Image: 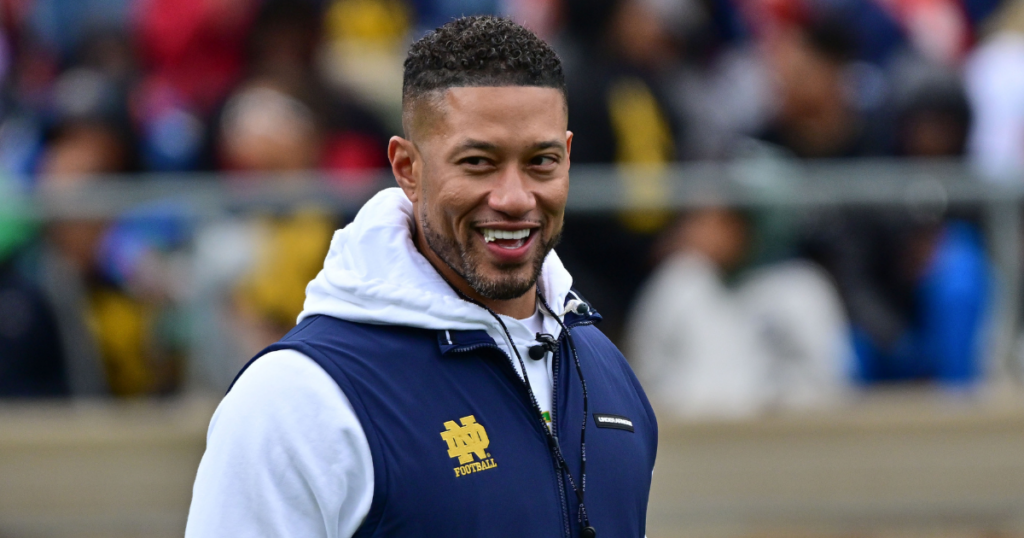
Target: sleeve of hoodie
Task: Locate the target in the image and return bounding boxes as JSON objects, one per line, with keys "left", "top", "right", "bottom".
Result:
{"left": 185, "top": 349, "right": 374, "bottom": 538}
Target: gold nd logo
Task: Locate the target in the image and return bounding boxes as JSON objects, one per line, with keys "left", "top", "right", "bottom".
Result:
{"left": 440, "top": 415, "right": 489, "bottom": 464}
{"left": 439, "top": 415, "right": 498, "bottom": 478}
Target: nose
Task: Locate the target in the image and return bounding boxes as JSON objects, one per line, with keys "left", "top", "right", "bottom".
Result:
{"left": 488, "top": 167, "right": 535, "bottom": 218}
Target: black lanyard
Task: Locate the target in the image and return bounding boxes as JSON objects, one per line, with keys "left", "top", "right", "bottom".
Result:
{"left": 454, "top": 287, "right": 595, "bottom": 537}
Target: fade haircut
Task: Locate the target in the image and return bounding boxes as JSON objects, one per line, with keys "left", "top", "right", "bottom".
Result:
{"left": 401, "top": 16, "right": 566, "bottom": 136}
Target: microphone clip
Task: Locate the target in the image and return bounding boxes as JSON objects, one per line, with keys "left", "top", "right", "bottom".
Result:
{"left": 528, "top": 333, "right": 558, "bottom": 360}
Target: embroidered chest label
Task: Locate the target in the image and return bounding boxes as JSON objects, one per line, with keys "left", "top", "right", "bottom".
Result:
{"left": 440, "top": 415, "right": 499, "bottom": 477}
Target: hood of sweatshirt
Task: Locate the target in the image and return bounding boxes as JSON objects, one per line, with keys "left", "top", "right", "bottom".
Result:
{"left": 299, "top": 188, "right": 574, "bottom": 335}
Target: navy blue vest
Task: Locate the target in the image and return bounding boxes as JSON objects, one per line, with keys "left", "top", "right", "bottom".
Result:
{"left": 235, "top": 302, "right": 657, "bottom": 538}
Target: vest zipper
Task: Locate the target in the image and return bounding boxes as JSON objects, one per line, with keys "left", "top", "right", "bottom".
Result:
{"left": 444, "top": 317, "right": 596, "bottom": 538}
{"left": 549, "top": 342, "right": 571, "bottom": 538}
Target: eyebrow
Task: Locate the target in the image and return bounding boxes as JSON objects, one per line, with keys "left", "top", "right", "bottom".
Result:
{"left": 532, "top": 140, "right": 566, "bottom": 152}
{"left": 453, "top": 139, "right": 499, "bottom": 153}
{"left": 451, "top": 139, "right": 566, "bottom": 155}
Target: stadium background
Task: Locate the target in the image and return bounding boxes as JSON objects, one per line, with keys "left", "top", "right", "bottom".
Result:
{"left": 3, "top": 0, "right": 1024, "bottom": 536}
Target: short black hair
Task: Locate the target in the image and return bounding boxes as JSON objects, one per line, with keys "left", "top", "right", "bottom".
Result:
{"left": 402, "top": 16, "right": 566, "bottom": 104}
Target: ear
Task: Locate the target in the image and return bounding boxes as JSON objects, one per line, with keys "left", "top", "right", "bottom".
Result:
{"left": 565, "top": 131, "right": 573, "bottom": 167}
{"left": 389, "top": 136, "right": 420, "bottom": 203}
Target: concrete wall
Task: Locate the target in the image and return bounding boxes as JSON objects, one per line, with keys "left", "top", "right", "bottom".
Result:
{"left": 2, "top": 392, "right": 1024, "bottom": 538}
{"left": 647, "top": 391, "right": 1024, "bottom": 538}
{"left": 0, "top": 399, "right": 212, "bottom": 538}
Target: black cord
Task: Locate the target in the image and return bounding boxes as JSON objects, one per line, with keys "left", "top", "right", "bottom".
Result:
{"left": 482, "top": 295, "right": 590, "bottom": 529}
{"left": 540, "top": 294, "right": 591, "bottom": 528}
{"left": 436, "top": 277, "right": 591, "bottom": 530}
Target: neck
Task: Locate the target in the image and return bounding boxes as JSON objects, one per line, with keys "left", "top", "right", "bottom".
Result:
{"left": 413, "top": 228, "right": 538, "bottom": 319}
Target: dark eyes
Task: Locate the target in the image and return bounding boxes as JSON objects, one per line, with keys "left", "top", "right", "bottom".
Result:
{"left": 530, "top": 155, "right": 558, "bottom": 167}
{"left": 456, "top": 154, "right": 559, "bottom": 170}
{"left": 460, "top": 156, "right": 491, "bottom": 167}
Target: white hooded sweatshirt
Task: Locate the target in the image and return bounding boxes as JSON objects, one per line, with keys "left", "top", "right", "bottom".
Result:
{"left": 186, "top": 188, "right": 574, "bottom": 538}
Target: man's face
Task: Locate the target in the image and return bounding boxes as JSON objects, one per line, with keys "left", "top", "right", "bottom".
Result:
{"left": 399, "top": 86, "right": 571, "bottom": 301}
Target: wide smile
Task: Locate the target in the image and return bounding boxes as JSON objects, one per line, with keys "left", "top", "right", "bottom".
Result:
{"left": 477, "top": 226, "right": 538, "bottom": 263}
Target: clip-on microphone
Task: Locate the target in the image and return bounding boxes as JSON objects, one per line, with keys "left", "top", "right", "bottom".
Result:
{"left": 528, "top": 332, "right": 558, "bottom": 360}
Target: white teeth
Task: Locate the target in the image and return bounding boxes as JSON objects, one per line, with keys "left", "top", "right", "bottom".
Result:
{"left": 481, "top": 228, "right": 531, "bottom": 243}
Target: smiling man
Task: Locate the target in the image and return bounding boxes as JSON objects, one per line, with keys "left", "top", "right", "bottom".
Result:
{"left": 186, "top": 16, "right": 657, "bottom": 538}
{"left": 394, "top": 83, "right": 569, "bottom": 317}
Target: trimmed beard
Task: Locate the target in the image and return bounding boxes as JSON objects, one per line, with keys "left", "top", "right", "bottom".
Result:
{"left": 421, "top": 206, "right": 560, "bottom": 301}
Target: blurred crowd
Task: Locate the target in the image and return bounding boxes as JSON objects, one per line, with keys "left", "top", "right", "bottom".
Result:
{"left": 0, "top": 0, "right": 1021, "bottom": 413}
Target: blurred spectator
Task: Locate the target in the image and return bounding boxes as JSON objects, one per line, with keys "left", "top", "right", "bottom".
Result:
{"left": 202, "top": 77, "right": 336, "bottom": 365}
{"left": 227, "top": 208, "right": 335, "bottom": 358}
{"left": 131, "top": 0, "right": 259, "bottom": 171}
{"left": 966, "top": 0, "right": 1024, "bottom": 181}
{"left": 244, "top": 0, "right": 389, "bottom": 174}
{"left": 895, "top": 72, "right": 972, "bottom": 157}
{"left": 800, "top": 208, "right": 991, "bottom": 386}
{"left": 218, "top": 81, "right": 321, "bottom": 171}
{"left": 556, "top": 0, "right": 687, "bottom": 341}
{"left": 0, "top": 256, "right": 70, "bottom": 398}
{"left": 627, "top": 209, "right": 853, "bottom": 418}
{"left": 561, "top": 0, "right": 683, "bottom": 166}
{"left": 0, "top": 0, "right": 1010, "bottom": 398}
{"left": 0, "top": 176, "right": 69, "bottom": 398}
{"left": 731, "top": 4, "right": 996, "bottom": 388}
{"left": 35, "top": 117, "right": 186, "bottom": 396}
{"left": 321, "top": 0, "right": 412, "bottom": 131}
{"left": 671, "top": 44, "right": 771, "bottom": 160}
{"left": 796, "top": 63, "right": 993, "bottom": 387}
{"left": 851, "top": 221, "right": 990, "bottom": 385}
{"left": 133, "top": 0, "right": 256, "bottom": 114}
{"left": 757, "top": 15, "right": 887, "bottom": 158}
